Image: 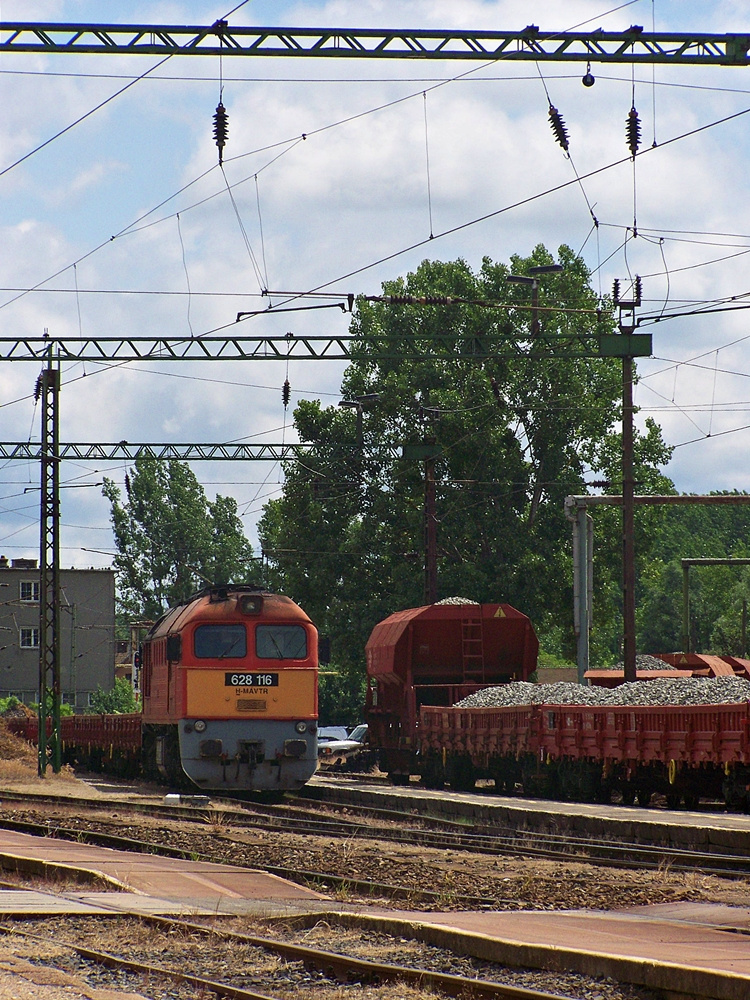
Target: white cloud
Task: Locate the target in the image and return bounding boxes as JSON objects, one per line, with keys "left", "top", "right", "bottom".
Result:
{"left": 2, "top": 0, "right": 750, "bottom": 566}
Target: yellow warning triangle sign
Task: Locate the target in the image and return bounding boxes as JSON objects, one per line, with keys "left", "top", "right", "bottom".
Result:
{"left": 494, "top": 606, "right": 506, "bottom": 618}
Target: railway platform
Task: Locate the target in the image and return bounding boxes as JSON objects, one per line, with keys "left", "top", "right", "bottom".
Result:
{"left": 305, "top": 774, "right": 750, "bottom": 854}
{"left": 0, "top": 828, "right": 747, "bottom": 998}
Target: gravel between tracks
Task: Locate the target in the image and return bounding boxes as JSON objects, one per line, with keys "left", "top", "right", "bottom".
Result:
{"left": 1, "top": 914, "right": 662, "bottom": 1000}
{"left": 1, "top": 802, "right": 724, "bottom": 911}
{"left": 1, "top": 786, "right": 749, "bottom": 1000}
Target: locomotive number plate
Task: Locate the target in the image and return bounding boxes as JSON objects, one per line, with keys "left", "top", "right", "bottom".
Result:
{"left": 225, "top": 672, "right": 279, "bottom": 687}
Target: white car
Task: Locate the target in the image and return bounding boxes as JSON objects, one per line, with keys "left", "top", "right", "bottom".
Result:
{"left": 317, "top": 724, "right": 367, "bottom": 762}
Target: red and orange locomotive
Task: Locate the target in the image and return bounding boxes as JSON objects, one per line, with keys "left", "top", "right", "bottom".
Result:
{"left": 139, "top": 585, "right": 319, "bottom": 791}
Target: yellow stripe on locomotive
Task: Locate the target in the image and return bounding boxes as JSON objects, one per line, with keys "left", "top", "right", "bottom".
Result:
{"left": 185, "top": 667, "right": 316, "bottom": 718}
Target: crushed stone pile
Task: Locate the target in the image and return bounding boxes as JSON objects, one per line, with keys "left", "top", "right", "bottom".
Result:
{"left": 454, "top": 675, "right": 750, "bottom": 708}
{"left": 434, "top": 596, "right": 479, "bottom": 605}
{"left": 603, "top": 653, "right": 677, "bottom": 671}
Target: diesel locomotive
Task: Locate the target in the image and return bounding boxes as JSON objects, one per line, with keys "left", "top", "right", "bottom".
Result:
{"left": 139, "top": 584, "right": 320, "bottom": 791}
{"left": 11, "top": 585, "right": 320, "bottom": 793}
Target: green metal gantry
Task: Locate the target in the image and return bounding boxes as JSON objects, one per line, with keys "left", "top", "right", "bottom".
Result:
{"left": 0, "top": 22, "right": 749, "bottom": 66}
{"left": 0, "top": 332, "right": 652, "bottom": 362}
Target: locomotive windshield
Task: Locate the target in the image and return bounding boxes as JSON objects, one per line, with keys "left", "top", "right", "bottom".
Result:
{"left": 256, "top": 624, "right": 307, "bottom": 660}
{"left": 194, "top": 624, "right": 247, "bottom": 659}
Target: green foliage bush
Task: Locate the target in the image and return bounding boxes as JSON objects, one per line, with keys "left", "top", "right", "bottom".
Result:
{"left": 89, "top": 677, "right": 141, "bottom": 714}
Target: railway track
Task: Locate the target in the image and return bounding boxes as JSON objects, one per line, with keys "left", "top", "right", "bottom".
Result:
{"left": 0, "top": 913, "right": 577, "bottom": 1000}
{"left": 2, "top": 787, "right": 750, "bottom": 883}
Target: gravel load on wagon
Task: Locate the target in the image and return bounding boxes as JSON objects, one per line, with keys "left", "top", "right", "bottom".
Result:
{"left": 454, "top": 675, "right": 750, "bottom": 708}
{"left": 607, "top": 653, "right": 674, "bottom": 671}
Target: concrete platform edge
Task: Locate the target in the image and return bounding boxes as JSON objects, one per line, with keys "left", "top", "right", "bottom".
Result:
{"left": 304, "top": 780, "right": 750, "bottom": 854}
{"left": 293, "top": 909, "right": 750, "bottom": 1000}
{"left": 0, "top": 852, "right": 136, "bottom": 893}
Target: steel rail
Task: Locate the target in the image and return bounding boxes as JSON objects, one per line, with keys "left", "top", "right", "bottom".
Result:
{"left": 0, "top": 925, "right": 285, "bottom": 1000}
{"left": 0, "top": 815, "right": 496, "bottom": 908}
{"left": 0, "top": 920, "right": 571, "bottom": 1000}
{"left": 128, "top": 912, "right": 572, "bottom": 1000}
{"left": 0, "top": 23, "right": 749, "bottom": 66}
{"left": 3, "top": 791, "right": 750, "bottom": 880}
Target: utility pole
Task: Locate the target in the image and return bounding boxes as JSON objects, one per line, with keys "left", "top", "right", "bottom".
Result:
{"left": 37, "top": 352, "right": 61, "bottom": 775}
{"left": 424, "top": 440, "right": 438, "bottom": 605}
{"left": 338, "top": 392, "right": 380, "bottom": 492}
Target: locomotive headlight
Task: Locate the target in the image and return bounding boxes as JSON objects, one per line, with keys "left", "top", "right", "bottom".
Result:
{"left": 295, "top": 721, "right": 307, "bottom": 734}
{"left": 194, "top": 720, "right": 207, "bottom": 733}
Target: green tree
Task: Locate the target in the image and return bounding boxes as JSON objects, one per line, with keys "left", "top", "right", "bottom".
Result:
{"left": 260, "top": 246, "right": 672, "bottom": 677}
{"left": 318, "top": 667, "right": 367, "bottom": 727}
{"left": 89, "top": 677, "right": 140, "bottom": 714}
{"left": 635, "top": 492, "right": 750, "bottom": 655}
{"left": 103, "top": 459, "right": 254, "bottom": 618}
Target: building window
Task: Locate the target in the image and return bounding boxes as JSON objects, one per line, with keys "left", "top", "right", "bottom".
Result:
{"left": 20, "top": 628, "right": 39, "bottom": 648}
{"left": 19, "top": 581, "right": 39, "bottom": 603}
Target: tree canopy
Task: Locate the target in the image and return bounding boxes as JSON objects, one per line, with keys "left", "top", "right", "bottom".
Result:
{"left": 103, "top": 459, "right": 254, "bottom": 619}
{"left": 259, "top": 246, "right": 672, "bottom": 680}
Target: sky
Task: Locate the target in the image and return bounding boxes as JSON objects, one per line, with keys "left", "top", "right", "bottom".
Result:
{"left": 3, "top": 0, "right": 750, "bottom": 571}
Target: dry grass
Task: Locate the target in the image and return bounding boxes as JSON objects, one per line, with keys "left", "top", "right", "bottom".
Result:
{"left": 0, "top": 719, "right": 78, "bottom": 785}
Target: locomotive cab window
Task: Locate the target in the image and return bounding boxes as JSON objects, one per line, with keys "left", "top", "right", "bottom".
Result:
{"left": 194, "top": 624, "right": 247, "bottom": 659}
{"left": 256, "top": 624, "right": 307, "bottom": 660}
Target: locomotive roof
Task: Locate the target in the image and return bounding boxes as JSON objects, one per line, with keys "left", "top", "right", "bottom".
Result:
{"left": 147, "top": 586, "right": 312, "bottom": 639}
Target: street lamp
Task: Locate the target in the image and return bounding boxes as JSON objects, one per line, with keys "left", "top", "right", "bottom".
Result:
{"left": 507, "top": 264, "right": 563, "bottom": 336}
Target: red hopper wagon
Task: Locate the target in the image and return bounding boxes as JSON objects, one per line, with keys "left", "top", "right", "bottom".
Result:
{"left": 365, "top": 600, "right": 538, "bottom": 784}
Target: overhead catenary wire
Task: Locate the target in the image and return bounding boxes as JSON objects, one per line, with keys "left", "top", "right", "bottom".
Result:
{"left": 0, "top": 4, "right": 674, "bottom": 321}
{"left": 7, "top": 13, "right": 750, "bottom": 506}
{"left": 4, "top": 57, "right": 749, "bottom": 335}
{"left": 423, "top": 91, "right": 434, "bottom": 239}
{"left": 176, "top": 214, "right": 195, "bottom": 337}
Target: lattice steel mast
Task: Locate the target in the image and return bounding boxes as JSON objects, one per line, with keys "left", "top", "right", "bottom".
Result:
{"left": 37, "top": 354, "right": 61, "bottom": 776}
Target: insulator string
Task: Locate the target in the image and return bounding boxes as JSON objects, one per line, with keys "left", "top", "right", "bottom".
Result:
{"left": 629, "top": 63, "right": 640, "bottom": 235}
{"left": 538, "top": 62, "right": 600, "bottom": 281}
{"left": 213, "top": 102, "right": 229, "bottom": 165}
{"left": 548, "top": 104, "right": 570, "bottom": 153}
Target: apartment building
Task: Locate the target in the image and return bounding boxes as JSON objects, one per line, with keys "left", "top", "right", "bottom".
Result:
{"left": 0, "top": 557, "right": 115, "bottom": 711}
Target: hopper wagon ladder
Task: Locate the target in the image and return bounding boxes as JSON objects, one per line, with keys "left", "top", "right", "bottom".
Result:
{"left": 461, "top": 616, "right": 485, "bottom": 682}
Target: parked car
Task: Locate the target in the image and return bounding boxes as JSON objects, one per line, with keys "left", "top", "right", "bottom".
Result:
{"left": 317, "top": 724, "right": 368, "bottom": 763}
{"left": 318, "top": 726, "right": 349, "bottom": 742}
